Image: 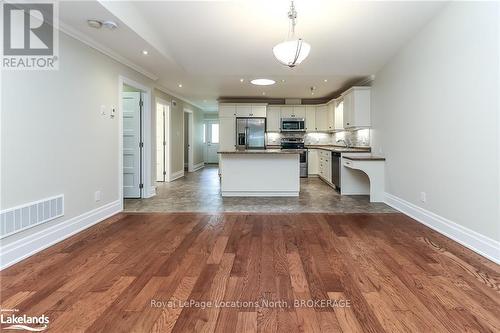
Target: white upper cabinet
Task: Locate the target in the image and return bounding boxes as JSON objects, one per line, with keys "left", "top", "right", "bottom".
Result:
{"left": 327, "top": 101, "right": 335, "bottom": 131}
{"left": 305, "top": 106, "right": 316, "bottom": 131}
{"left": 251, "top": 105, "right": 267, "bottom": 117}
{"left": 315, "top": 105, "right": 328, "bottom": 131}
{"left": 219, "top": 116, "right": 236, "bottom": 150}
{"left": 341, "top": 87, "right": 371, "bottom": 128}
{"left": 233, "top": 104, "right": 267, "bottom": 117}
{"left": 266, "top": 106, "right": 281, "bottom": 132}
{"left": 235, "top": 105, "right": 252, "bottom": 117}
{"left": 280, "top": 106, "right": 305, "bottom": 118}
{"left": 219, "top": 104, "right": 236, "bottom": 117}
{"left": 292, "top": 106, "right": 305, "bottom": 118}
{"left": 280, "top": 106, "right": 293, "bottom": 118}
{"left": 334, "top": 100, "right": 344, "bottom": 131}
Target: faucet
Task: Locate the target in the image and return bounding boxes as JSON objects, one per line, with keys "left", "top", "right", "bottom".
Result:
{"left": 336, "top": 139, "right": 349, "bottom": 148}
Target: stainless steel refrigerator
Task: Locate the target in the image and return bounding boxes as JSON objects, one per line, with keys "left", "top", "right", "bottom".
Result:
{"left": 236, "top": 118, "right": 266, "bottom": 150}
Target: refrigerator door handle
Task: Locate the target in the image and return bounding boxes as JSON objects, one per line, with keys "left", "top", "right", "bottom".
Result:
{"left": 245, "top": 126, "right": 249, "bottom": 149}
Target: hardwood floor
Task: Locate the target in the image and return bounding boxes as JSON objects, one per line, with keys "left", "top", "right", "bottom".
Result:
{"left": 1, "top": 213, "right": 499, "bottom": 332}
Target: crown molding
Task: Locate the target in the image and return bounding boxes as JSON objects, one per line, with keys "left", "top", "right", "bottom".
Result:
{"left": 58, "top": 21, "right": 159, "bottom": 81}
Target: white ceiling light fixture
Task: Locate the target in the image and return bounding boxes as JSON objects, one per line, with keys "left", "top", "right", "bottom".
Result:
{"left": 102, "top": 20, "right": 118, "bottom": 30}
{"left": 273, "top": 1, "right": 311, "bottom": 68}
{"left": 87, "top": 19, "right": 118, "bottom": 30}
{"left": 87, "top": 19, "right": 102, "bottom": 29}
{"left": 251, "top": 78, "right": 275, "bottom": 86}
{"left": 142, "top": 50, "right": 148, "bottom": 55}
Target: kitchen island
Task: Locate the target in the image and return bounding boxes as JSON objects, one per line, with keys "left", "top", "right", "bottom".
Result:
{"left": 218, "top": 149, "right": 301, "bottom": 197}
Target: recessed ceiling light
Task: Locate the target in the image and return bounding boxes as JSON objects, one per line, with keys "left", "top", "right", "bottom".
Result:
{"left": 251, "top": 79, "right": 275, "bottom": 86}
{"left": 240, "top": 78, "right": 244, "bottom": 83}
{"left": 178, "top": 84, "right": 183, "bottom": 88}
{"left": 142, "top": 50, "right": 148, "bottom": 55}
{"left": 281, "top": 79, "right": 286, "bottom": 83}
{"left": 324, "top": 79, "right": 328, "bottom": 82}
{"left": 87, "top": 19, "right": 102, "bottom": 29}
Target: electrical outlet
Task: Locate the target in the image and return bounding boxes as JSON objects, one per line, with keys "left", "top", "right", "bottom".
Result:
{"left": 420, "top": 192, "right": 426, "bottom": 203}
{"left": 95, "top": 190, "right": 101, "bottom": 202}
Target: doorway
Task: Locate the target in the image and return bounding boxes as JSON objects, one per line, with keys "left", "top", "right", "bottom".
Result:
{"left": 183, "top": 109, "right": 194, "bottom": 172}
{"left": 204, "top": 120, "right": 219, "bottom": 164}
{"left": 156, "top": 99, "right": 170, "bottom": 182}
{"left": 119, "top": 76, "right": 153, "bottom": 202}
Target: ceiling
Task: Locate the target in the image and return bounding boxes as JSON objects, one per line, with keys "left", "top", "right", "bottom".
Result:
{"left": 59, "top": 1, "right": 446, "bottom": 111}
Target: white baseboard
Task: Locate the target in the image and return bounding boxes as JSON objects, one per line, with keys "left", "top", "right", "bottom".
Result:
{"left": 193, "top": 162, "right": 204, "bottom": 172}
{"left": 221, "top": 191, "right": 299, "bottom": 197}
{"left": 144, "top": 186, "right": 156, "bottom": 198}
{"left": 0, "top": 200, "right": 121, "bottom": 270}
{"left": 170, "top": 170, "right": 184, "bottom": 182}
{"left": 385, "top": 193, "right": 500, "bottom": 264}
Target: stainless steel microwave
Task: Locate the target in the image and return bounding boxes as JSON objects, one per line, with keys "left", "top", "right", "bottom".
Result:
{"left": 281, "top": 118, "right": 305, "bottom": 132}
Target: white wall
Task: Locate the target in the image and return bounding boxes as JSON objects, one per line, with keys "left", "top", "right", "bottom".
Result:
{"left": 0, "top": 31, "right": 203, "bottom": 266}
{"left": 371, "top": 2, "right": 499, "bottom": 244}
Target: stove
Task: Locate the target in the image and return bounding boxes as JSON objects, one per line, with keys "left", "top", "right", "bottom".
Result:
{"left": 281, "top": 138, "right": 307, "bottom": 177}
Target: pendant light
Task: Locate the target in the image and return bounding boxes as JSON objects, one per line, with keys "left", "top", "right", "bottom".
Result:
{"left": 273, "top": 1, "right": 311, "bottom": 68}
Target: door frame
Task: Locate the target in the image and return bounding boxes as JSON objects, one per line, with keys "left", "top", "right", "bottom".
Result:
{"left": 156, "top": 97, "right": 171, "bottom": 182}
{"left": 118, "top": 75, "right": 153, "bottom": 208}
{"left": 183, "top": 108, "right": 194, "bottom": 172}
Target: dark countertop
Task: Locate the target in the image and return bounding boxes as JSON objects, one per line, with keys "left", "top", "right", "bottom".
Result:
{"left": 343, "top": 155, "right": 386, "bottom": 161}
{"left": 218, "top": 149, "right": 303, "bottom": 154}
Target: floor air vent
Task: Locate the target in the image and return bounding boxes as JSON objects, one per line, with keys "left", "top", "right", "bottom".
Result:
{"left": 1, "top": 195, "right": 64, "bottom": 238}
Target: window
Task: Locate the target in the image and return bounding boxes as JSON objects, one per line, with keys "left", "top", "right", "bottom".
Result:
{"left": 211, "top": 123, "right": 219, "bottom": 144}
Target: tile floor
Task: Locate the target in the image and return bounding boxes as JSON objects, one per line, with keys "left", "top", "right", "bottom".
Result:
{"left": 124, "top": 165, "right": 396, "bottom": 213}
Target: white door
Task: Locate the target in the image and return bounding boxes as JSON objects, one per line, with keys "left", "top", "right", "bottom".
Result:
{"left": 205, "top": 121, "right": 219, "bottom": 164}
{"left": 123, "top": 92, "right": 142, "bottom": 198}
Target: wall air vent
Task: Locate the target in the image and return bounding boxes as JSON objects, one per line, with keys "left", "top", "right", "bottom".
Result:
{"left": 0, "top": 195, "right": 64, "bottom": 238}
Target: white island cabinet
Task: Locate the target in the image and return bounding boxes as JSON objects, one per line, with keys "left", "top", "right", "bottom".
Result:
{"left": 218, "top": 150, "right": 300, "bottom": 197}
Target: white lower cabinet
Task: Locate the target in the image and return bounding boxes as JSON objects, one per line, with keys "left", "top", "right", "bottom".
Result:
{"left": 307, "top": 149, "right": 319, "bottom": 175}
{"left": 318, "top": 150, "right": 332, "bottom": 184}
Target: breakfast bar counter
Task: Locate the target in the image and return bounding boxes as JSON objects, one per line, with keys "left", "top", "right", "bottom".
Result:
{"left": 218, "top": 150, "right": 301, "bottom": 197}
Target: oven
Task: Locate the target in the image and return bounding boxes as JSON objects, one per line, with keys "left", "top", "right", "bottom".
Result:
{"left": 281, "top": 138, "right": 308, "bottom": 178}
{"left": 281, "top": 118, "right": 305, "bottom": 132}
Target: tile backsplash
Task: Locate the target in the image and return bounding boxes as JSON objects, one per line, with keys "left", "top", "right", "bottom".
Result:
{"left": 266, "top": 129, "right": 371, "bottom": 147}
